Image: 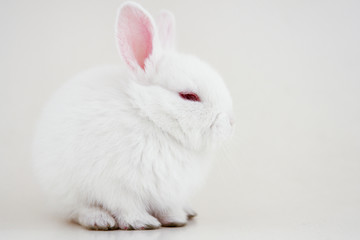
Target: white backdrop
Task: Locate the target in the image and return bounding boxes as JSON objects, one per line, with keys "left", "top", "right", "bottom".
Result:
{"left": 1, "top": 0, "right": 360, "bottom": 239}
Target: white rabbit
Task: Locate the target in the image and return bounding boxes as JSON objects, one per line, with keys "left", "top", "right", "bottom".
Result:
{"left": 33, "top": 1, "right": 233, "bottom": 230}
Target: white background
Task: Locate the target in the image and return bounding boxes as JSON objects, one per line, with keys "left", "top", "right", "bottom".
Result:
{"left": 1, "top": 0, "right": 360, "bottom": 239}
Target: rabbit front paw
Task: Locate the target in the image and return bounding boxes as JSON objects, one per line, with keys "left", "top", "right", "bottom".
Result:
{"left": 75, "top": 207, "right": 117, "bottom": 230}
{"left": 156, "top": 208, "right": 188, "bottom": 227}
{"left": 116, "top": 212, "right": 161, "bottom": 230}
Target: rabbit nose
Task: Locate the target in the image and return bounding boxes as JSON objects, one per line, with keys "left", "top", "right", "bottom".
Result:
{"left": 229, "top": 117, "right": 234, "bottom": 126}
{"left": 228, "top": 112, "right": 234, "bottom": 126}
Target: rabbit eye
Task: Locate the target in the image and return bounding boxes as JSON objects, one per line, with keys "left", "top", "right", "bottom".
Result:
{"left": 179, "top": 92, "right": 201, "bottom": 102}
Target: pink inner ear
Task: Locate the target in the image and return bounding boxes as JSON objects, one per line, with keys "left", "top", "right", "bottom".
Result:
{"left": 117, "top": 5, "right": 154, "bottom": 70}
{"left": 158, "top": 11, "right": 175, "bottom": 50}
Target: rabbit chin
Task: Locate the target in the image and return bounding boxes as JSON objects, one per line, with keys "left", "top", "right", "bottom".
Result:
{"left": 208, "top": 113, "right": 234, "bottom": 147}
{"left": 179, "top": 114, "right": 233, "bottom": 152}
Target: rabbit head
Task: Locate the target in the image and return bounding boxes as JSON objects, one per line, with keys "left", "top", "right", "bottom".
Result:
{"left": 116, "top": 2, "right": 233, "bottom": 151}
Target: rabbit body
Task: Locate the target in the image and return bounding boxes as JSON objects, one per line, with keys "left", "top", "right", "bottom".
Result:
{"left": 34, "top": 65, "right": 208, "bottom": 229}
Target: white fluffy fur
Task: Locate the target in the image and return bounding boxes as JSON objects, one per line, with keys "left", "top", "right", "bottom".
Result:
{"left": 33, "top": 1, "right": 233, "bottom": 230}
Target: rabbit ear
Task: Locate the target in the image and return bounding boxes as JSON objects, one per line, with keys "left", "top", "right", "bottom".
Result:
{"left": 157, "top": 10, "right": 176, "bottom": 51}
{"left": 116, "top": 2, "right": 157, "bottom": 71}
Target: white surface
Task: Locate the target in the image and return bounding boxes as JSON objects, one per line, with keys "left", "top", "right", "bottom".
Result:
{"left": 1, "top": 0, "right": 360, "bottom": 239}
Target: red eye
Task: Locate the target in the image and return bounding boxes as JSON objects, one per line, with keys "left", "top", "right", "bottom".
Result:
{"left": 179, "top": 92, "right": 201, "bottom": 102}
